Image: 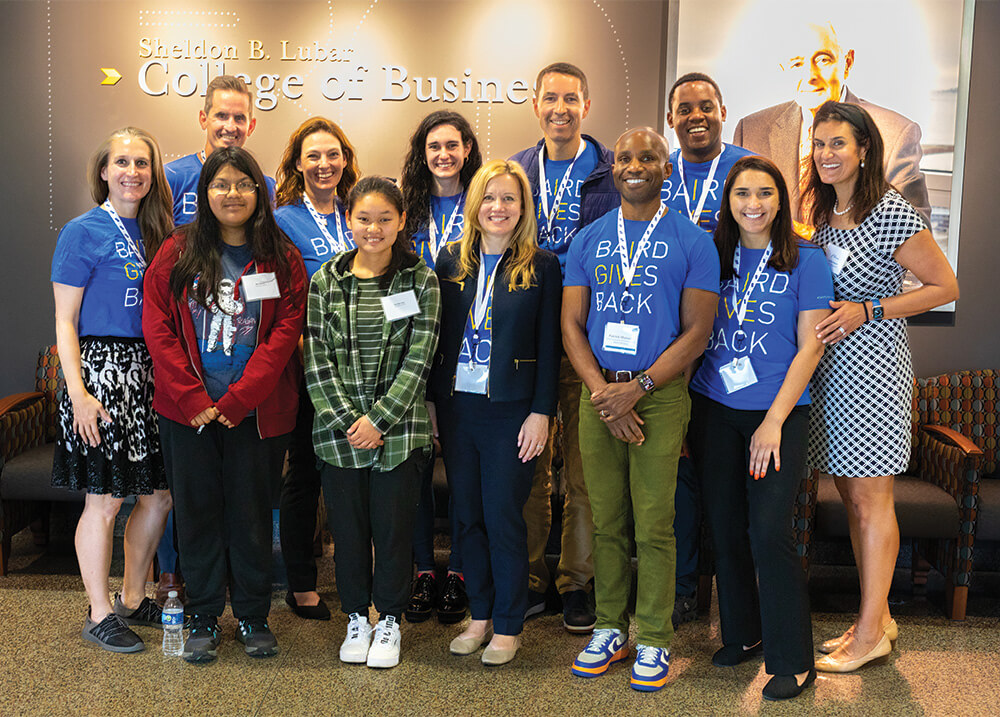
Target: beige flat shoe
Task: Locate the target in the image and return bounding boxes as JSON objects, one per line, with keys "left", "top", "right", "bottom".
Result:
{"left": 816, "top": 632, "right": 892, "bottom": 673}
{"left": 819, "top": 619, "right": 898, "bottom": 654}
{"left": 482, "top": 636, "right": 520, "bottom": 666}
{"left": 450, "top": 629, "right": 492, "bottom": 656}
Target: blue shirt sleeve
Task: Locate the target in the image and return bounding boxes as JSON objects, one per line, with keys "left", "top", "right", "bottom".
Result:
{"left": 797, "top": 245, "right": 835, "bottom": 311}
{"left": 563, "top": 224, "right": 592, "bottom": 288}
{"left": 51, "top": 220, "right": 98, "bottom": 287}
{"left": 682, "top": 231, "right": 721, "bottom": 294}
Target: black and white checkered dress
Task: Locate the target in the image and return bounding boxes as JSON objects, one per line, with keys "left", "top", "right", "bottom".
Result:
{"left": 808, "top": 190, "right": 926, "bottom": 477}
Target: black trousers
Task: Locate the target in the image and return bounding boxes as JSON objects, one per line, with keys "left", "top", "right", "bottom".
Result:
{"left": 159, "top": 416, "right": 288, "bottom": 619}
{"left": 688, "top": 392, "right": 814, "bottom": 675}
{"left": 321, "top": 449, "right": 425, "bottom": 619}
{"left": 279, "top": 379, "right": 322, "bottom": 593}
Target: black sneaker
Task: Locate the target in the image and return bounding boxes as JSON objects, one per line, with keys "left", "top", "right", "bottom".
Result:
{"left": 82, "top": 612, "right": 144, "bottom": 653}
{"left": 436, "top": 573, "right": 468, "bottom": 624}
{"left": 405, "top": 572, "right": 437, "bottom": 623}
{"left": 182, "top": 615, "right": 221, "bottom": 664}
{"left": 236, "top": 617, "right": 278, "bottom": 658}
{"left": 113, "top": 593, "right": 163, "bottom": 629}
{"left": 562, "top": 589, "right": 596, "bottom": 634}
{"left": 672, "top": 593, "right": 698, "bottom": 629}
{"left": 525, "top": 590, "right": 547, "bottom": 620}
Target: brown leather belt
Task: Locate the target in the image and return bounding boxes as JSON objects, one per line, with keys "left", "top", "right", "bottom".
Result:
{"left": 603, "top": 368, "right": 640, "bottom": 383}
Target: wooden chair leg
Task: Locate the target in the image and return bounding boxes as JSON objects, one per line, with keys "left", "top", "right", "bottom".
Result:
{"left": 946, "top": 583, "right": 968, "bottom": 622}
{"left": 1, "top": 533, "right": 10, "bottom": 576}
{"left": 911, "top": 540, "right": 931, "bottom": 598}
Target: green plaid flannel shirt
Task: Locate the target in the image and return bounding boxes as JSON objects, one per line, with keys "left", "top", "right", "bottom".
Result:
{"left": 305, "top": 252, "right": 441, "bottom": 471}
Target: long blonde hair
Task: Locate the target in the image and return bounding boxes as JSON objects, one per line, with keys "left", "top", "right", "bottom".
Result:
{"left": 454, "top": 160, "right": 538, "bottom": 291}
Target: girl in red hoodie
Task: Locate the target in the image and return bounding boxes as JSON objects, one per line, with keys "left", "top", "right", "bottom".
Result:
{"left": 143, "top": 147, "right": 306, "bottom": 664}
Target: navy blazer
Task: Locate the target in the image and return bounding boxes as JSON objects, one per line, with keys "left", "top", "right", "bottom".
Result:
{"left": 429, "top": 244, "right": 562, "bottom": 416}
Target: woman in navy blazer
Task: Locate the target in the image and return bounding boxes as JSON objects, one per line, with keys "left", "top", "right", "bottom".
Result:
{"left": 428, "top": 159, "right": 561, "bottom": 666}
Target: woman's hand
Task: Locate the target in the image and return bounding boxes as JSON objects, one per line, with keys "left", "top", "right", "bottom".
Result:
{"left": 70, "top": 390, "right": 112, "bottom": 448}
{"left": 749, "top": 417, "right": 782, "bottom": 480}
{"left": 590, "top": 381, "right": 644, "bottom": 423}
{"left": 190, "top": 406, "right": 219, "bottom": 428}
{"left": 347, "top": 416, "right": 384, "bottom": 450}
{"left": 215, "top": 411, "right": 235, "bottom": 429}
{"left": 517, "top": 412, "right": 549, "bottom": 463}
{"left": 815, "top": 300, "right": 866, "bottom": 345}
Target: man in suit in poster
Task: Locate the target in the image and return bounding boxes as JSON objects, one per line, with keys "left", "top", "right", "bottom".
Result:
{"left": 733, "top": 21, "right": 931, "bottom": 224}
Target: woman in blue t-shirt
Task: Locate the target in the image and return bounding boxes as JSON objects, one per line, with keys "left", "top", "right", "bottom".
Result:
{"left": 688, "top": 156, "right": 833, "bottom": 701}
{"left": 399, "top": 111, "right": 483, "bottom": 624}
{"left": 273, "top": 117, "right": 360, "bottom": 622}
{"left": 428, "top": 160, "right": 561, "bottom": 666}
{"left": 50, "top": 126, "right": 174, "bottom": 652}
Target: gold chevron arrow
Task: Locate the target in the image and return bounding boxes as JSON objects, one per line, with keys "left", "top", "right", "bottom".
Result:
{"left": 100, "top": 68, "right": 122, "bottom": 86}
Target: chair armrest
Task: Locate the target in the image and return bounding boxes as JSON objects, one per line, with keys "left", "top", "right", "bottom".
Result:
{"left": 0, "top": 392, "right": 44, "bottom": 417}
{"left": 922, "top": 424, "right": 984, "bottom": 457}
{"left": 0, "top": 393, "right": 48, "bottom": 463}
{"left": 915, "top": 428, "right": 983, "bottom": 506}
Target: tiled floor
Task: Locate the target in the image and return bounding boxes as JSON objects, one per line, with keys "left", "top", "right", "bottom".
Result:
{"left": 2, "top": 525, "right": 998, "bottom": 716}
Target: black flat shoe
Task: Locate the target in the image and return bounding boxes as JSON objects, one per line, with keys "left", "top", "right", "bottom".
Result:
{"left": 285, "top": 591, "right": 331, "bottom": 621}
{"left": 405, "top": 572, "right": 437, "bottom": 623}
{"left": 436, "top": 573, "right": 468, "bottom": 625}
{"left": 712, "top": 641, "right": 763, "bottom": 667}
{"left": 762, "top": 668, "right": 816, "bottom": 701}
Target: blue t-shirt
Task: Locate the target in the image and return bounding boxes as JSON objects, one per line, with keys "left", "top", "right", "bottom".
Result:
{"left": 165, "top": 152, "right": 277, "bottom": 227}
{"left": 690, "top": 243, "right": 834, "bottom": 410}
{"left": 534, "top": 140, "right": 600, "bottom": 274}
{"left": 565, "top": 208, "right": 720, "bottom": 372}
{"left": 413, "top": 192, "right": 466, "bottom": 270}
{"left": 661, "top": 144, "right": 755, "bottom": 233}
{"left": 188, "top": 243, "right": 260, "bottom": 402}
{"left": 459, "top": 253, "right": 502, "bottom": 367}
{"left": 275, "top": 200, "right": 353, "bottom": 279}
{"left": 50, "top": 206, "right": 146, "bottom": 338}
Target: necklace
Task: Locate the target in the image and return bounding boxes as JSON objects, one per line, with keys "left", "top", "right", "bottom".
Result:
{"left": 832, "top": 198, "right": 854, "bottom": 216}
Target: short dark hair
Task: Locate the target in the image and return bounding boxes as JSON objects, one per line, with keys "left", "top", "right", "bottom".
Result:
{"left": 534, "top": 62, "right": 589, "bottom": 101}
{"left": 347, "top": 176, "right": 418, "bottom": 290}
{"left": 668, "top": 72, "right": 723, "bottom": 110}
{"left": 204, "top": 75, "right": 253, "bottom": 116}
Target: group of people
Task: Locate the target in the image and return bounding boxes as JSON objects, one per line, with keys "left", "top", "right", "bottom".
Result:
{"left": 50, "top": 60, "right": 957, "bottom": 699}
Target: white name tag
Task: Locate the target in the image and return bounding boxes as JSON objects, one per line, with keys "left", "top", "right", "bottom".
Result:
{"left": 719, "top": 356, "right": 758, "bottom": 394}
{"left": 454, "top": 361, "right": 489, "bottom": 394}
{"left": 603, "top": 322, "right": 640, "bottom": 355}
{"left": 380, "top": 290, "right": 420, "bottom": 321}
{"left": 824, "top": 244, "right": 850, "bottom": 275}
{"left": 241, "top": 272, "right": 281, "bottom": 301}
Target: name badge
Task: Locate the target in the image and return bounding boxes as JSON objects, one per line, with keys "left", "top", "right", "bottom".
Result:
{"left": 719, "top": 356, "right": 758, "bottom": 394}
{"left": 241, "top": 272, "right": 281, "bottom": 301}
{"left": 603, "top": 322, "right": 639, "bottom": 355}
{"left": 454, "top": 361, "right": 489, "bottom": 394}
{"left": 824, "top": 244, "right": 850, "bottom": 275}
{"left": 380, "top": 289, "right": 420, "bottom": 321}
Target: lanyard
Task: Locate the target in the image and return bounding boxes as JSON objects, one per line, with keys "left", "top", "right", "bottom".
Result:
{"left": 101, "top": 200, "right": 146, "bottom": 267}
{"left": 730, "top": 242, "right": 773, "bottom": 352}
{"left": 616, "top": 202, "right": 667, "bottom": 307}
{"left": 470, "top": 252, "right": 502, "bottom": 336}
{"left": 427, "top": 193, "right": 464, "bottom": 262}
{"left": 303, "top": 195, "right": 349, "bottom": 254}
{"left": 537, "top": 140, "right": 586, "bottom": 236}
{"left": 677, "top": 150, "right": 722, "bottom": 225}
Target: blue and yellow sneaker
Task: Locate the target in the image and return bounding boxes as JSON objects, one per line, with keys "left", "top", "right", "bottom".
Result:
{"left": 571, "top": 628, "right": 629, "bottom": 677}
{"left": 630, "top": 644, "right": 670, "bottom": 691}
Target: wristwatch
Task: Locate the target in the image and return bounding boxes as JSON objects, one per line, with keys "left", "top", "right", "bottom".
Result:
{"left": 871, "top": 298, "right": 884, "bottom": 321}
{"left": 636, "top": 372, "right": 655, "bottom": 392}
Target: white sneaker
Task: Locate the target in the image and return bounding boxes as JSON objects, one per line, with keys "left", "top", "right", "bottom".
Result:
{"left": 339, "top": 612, "right": 373, "bottom": 663}
{"left": 366, "top": 615, "right": 401, "bottom": 668}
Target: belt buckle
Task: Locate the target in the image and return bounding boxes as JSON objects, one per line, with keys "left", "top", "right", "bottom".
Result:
{"left": 615, "top": 370, "right": 633, "bottom": 383}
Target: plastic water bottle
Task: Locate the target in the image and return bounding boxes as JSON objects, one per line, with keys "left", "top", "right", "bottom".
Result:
{"left": 162, "top": 591, "right": 184, "bottom": 656}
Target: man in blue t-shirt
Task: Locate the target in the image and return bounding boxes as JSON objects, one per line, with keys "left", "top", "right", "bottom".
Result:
{"left": 165, "top": 75, "right": 276, "bottom": 227}
{"left": 510, "top": 62, "right": 619, "bottom": 634}
{"left": 662, "top": 72, "right": 754, "bottom": 625}
{"left": 564, "top": 128, "right": 718, "bottom": 690}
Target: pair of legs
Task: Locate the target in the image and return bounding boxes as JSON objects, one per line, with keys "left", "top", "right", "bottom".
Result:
{"left": 77, "top": 489, "right": 171, "bottom": 621}
{"left": 412, "top": 444, "right": 462, "bottom": 574}
{"left": 321, "top": 450, "right": 424, "bottom": 619}
{"left": 579, "top": 378, "right": 688, "bottom": 648}
{"left": 829, "top": 472, "right": 899, "bottom": 658}
{"left": 439, "top": 395, "right": 535, "bottom": 649}
{"left": 688, "top": 394, "right": 813, "bottom": 678}
{"left": 524, "top": 356, "right": 593, "bottom": 597}
{"left": 159, "top": 417, "right": 287, "bottom": 619}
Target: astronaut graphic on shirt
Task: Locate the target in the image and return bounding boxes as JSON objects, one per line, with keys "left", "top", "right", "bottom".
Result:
{"left": 205, "top": 279, "right": 245, "bottom": 356}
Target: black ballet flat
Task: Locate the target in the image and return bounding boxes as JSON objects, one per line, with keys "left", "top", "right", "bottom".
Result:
{"left": 285, "top": 591, "right": 331, "bottom": 621}
{"left": 712, "top": 641, "right": 763, "bottom": 667}
{"left": 762, "top": 668, "right": 817, "bottom": 701}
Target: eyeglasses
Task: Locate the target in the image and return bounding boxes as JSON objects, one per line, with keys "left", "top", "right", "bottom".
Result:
{"left": 208, "top": 180, "right": 258, "bottom": 195}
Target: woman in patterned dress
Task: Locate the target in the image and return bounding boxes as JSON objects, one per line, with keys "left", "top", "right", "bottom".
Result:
{"left": 803, "top": 102, "right": 958, "bottom": 673}
{"left": 51, "top": 127, "right": 174, "bottom": 652}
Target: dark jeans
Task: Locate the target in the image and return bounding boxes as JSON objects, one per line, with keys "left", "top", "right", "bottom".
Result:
{"left": 411, "top": 444, "right": 462, "bottom": 573}
{"left": 279, "top": 381, "right": 322, "bottom": 593}
{"left": 321, "top": 449, "right": 425, "bottom": 619}
{"left": 438, "top": 394, "right": 535, "bottom": 636}
{"left": 159, "top": 416, "right": 288, "bottom": 619}
{"left": 673, "top": 455, "right": 699, "bottom": 597}
{"left": 688, "top": 392, "right": 814, "bottom": 675}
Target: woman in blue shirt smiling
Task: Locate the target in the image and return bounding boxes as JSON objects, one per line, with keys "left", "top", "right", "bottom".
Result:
{"left": 688, "top": 156, "right": 833, "bottom": 701}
